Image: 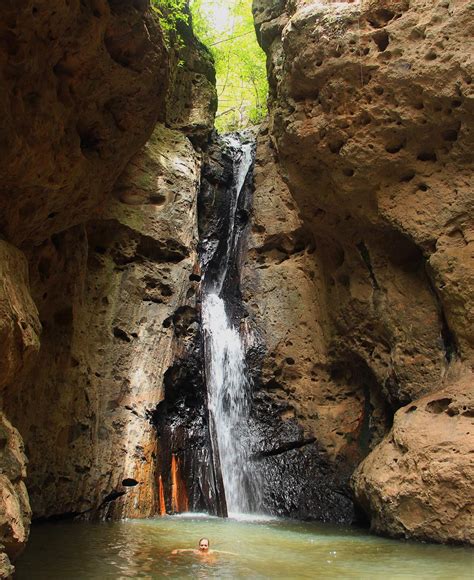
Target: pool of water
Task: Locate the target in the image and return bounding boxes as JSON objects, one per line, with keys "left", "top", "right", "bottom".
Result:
{"left": 16, "top": 514, "right": 473, "bottom": 579}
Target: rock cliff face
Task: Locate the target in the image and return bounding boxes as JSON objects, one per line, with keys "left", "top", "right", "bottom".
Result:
{"left": 0, "top": 0, "right": 472, "bottom": 572}
{"left": 4, "top": 123, "right": 202, "bottom": 521}
{"left": 249, "top": 0, "right": 473, "bottom": 540}
{"left": 0, "top": 241, "right": 39, "bottom": 575}
{"left": 0, "top": 413, "right": 31, "bottom": 576}
{"left": 0, "top": 0, "right": 216, "bottom": 574}
{"left": 0, "top": 0, "right": 168, "bottom": 247}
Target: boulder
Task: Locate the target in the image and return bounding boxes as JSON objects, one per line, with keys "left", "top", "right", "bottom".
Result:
{"left": 352, "top": 374, "right": 474, "bottom": 544}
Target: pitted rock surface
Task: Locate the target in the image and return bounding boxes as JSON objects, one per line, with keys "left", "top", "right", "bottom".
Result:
{"left": 0, "top": 0, "right": 471, "bottom": 554}
{"left": 0, "top": 0, "right": 215, "bottom": 529}
{"left": 0, "top": 0, "right": 168, "bottom": 246}
{"left": 246, "top": 0, "right": 473, "bottom": 536}
{"left": 0, "top": 413, "right": 31, "bottom": 573}
{"left": 0, "top": 241, "right": 41, "bottom": 392}
{"left": 353, "top": 373, "right": 474, "bottom": 545}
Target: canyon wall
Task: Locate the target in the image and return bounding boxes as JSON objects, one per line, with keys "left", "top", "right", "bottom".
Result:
{"left": 0, "top": 0, "right": 472, "bottom": 574}
{"left": 0, "top": 0, "right": 216, "bottom": 574}
{"left": 248, "top": 0, "right": 473, "bottom": 541}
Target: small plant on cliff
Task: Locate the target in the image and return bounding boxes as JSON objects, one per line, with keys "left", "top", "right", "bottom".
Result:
{"left": 151, "top": 0, "right": 189, "bottom": 47}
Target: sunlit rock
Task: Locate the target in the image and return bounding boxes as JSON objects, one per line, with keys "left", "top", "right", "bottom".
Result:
{"left": 0, "top": 413, "right": 31, "bottom": 570}
{"left": 3, "top": 124, "right": 201, "bottom": 520}
{"left": 0, "top": 241, "right": 41, "bottom": 392}
{"left": 353, "top": 373, "right": 474, "bottom": 545}
{"left": 249, "top": 0, "right": 474, "bottom": 533}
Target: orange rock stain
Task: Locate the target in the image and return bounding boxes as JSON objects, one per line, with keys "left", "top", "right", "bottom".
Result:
{"left": 170, "top": 454, "right": 189, "bottom": 513}
{"left": 158, "top": 475, "right": 166, "bottom": 516}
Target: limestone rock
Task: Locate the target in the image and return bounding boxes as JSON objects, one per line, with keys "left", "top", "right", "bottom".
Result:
{"left": 247, "top": 0, "right": 474, "bottom": 529}
{"left": 0, "top": 241, "right": 40, "bottom": 391}
{"left": 244, "top": 131, "right": 389, "bottom": 463}
{"left": 0, "top": 0, "right": 169, "bottom": 246}
{"left": 3, "top": 124, "right": 201, "bottom": 520}
{"left": 254, "top": 0, "right": 473, "bottom": 391}
{"left": 352, "top": 374, "right": 474, "bottom": 545}
{"left": 0, "top": 551, "right": 14, "bottom": 579}
{"left": 243, "top": 129, "right": 390, "bottom": 521}
{"left": 0, "top": 413, "right": 31, "bottom": 571}
{"left": 0, "top": 0, "right": 214, "bottom": 524}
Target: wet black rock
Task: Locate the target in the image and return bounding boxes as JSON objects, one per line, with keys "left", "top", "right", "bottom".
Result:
{"left": 198, "top": 131, "right": 256, "bottom": 312}
{"left": 259, "top": 446, "right": 355, "bottom": 522}
{"left": 151, "top": 313, "right": 225, "bottom": 517}
{"left": 249, "top": 390, "right": 355, "bottom": 523}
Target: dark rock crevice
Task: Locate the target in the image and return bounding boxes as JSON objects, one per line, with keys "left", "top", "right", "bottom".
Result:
{"left": 425, "top": 270, "right": 459, "bottom": 364}
{"left": 356, "top": 241, "right": 380, "bottom": 291}
{"left": 253, "top": 437, "right": 317, "bottom": 459}
{"left": 87, "top": 220, "right": 189, "bottom": 266}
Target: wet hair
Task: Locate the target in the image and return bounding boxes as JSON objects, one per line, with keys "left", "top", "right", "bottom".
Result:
{"left": 199, "top": 538, "right": 210, "bottom": 546}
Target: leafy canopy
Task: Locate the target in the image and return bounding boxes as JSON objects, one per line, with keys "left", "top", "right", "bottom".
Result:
{"left": 190, "top": 0, "right": 268, "bottom": 132}
{"left": 151, "top": 0, "right": 268, "bottom": 132}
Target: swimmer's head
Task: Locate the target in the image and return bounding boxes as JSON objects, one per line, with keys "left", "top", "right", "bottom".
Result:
{"left": 198, "top": 538, "right": 210, "bottom": 552}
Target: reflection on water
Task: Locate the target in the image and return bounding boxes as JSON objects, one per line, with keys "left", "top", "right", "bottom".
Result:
{"left": 16, "top": 515, "right": 473, "bottom": 579}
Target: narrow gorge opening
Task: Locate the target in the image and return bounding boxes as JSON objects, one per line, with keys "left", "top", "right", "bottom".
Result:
{"left": 189, "top": 0, "right": 268, "bottom": 132}
{"left": 1, "top": 0, "right": 472, "bottom": 577}
{"left": 150, "top": 0, "right": 268, "bottom": 519}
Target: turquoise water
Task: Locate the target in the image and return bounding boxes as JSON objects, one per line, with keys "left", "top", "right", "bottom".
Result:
{"left": 16, "top": 514, "right": 473, "bottom": 579}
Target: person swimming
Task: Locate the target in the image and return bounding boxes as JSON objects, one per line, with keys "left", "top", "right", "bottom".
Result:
{"left": 171, "top": 538, "right": 236, "bottom": 556}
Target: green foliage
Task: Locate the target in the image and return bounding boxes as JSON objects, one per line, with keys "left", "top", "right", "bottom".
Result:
{"left": 151, "top": 0, "right": 189, "bottom": 46}
{"left": 190, "top": 0, "right": 268, "bottom": 132}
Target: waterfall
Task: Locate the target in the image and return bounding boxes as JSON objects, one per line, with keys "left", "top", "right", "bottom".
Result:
{"left": 203, "top": 294, "right": 257, "bottom": 514}
{"left": 213, "top": 135, "right": 253, "bottom": 295}
{"left": 201, "top": 133, "right": 260, "bottom": 515}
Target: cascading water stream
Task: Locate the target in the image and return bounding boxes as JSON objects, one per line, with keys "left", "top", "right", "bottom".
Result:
{"left": 203, "top": 294, "right": 257, "bottom": 514}
{"left": 201, "top": 133, "right": 260, "bottom": 515}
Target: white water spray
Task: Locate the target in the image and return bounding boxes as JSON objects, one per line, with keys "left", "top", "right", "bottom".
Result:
{"left": 203, "top": 293, "right": 258, "bottom": 514}
{"left": 201, "top": 135, "right": 260, "bottom": 515}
